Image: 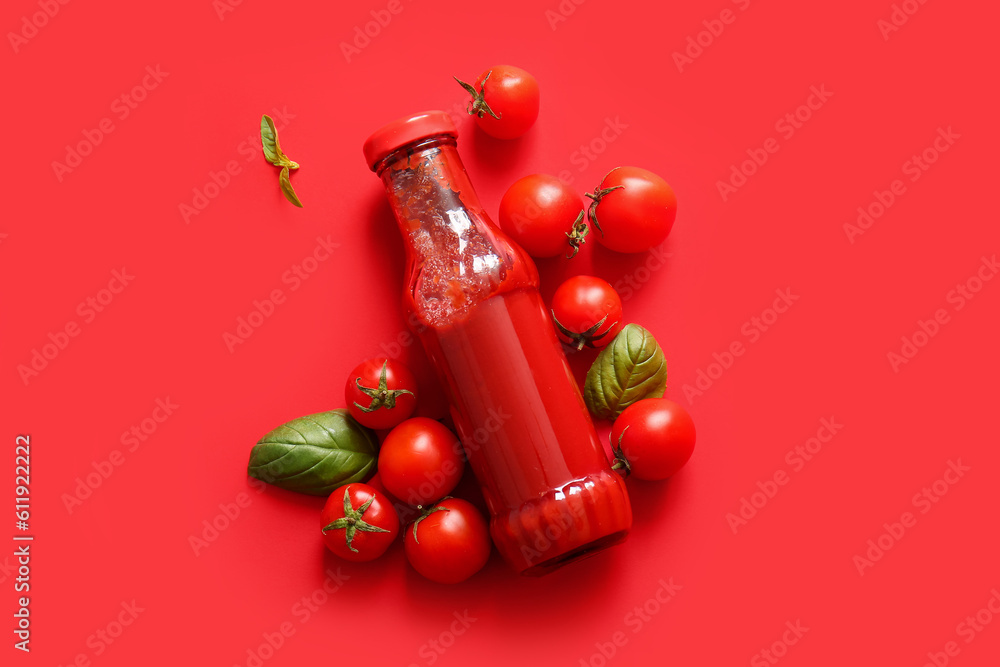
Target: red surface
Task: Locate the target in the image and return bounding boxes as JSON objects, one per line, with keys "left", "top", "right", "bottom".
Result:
{"left": 2, "top": 0, "right": 998, "bottom": 665}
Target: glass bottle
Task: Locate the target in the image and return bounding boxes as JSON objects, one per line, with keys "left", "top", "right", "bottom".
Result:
{"left": 364, "top": 111, "right": 632, "bottom": 575}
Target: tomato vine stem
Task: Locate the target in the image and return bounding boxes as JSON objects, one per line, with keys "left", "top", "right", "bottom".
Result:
{"left": 585, "top": 184, "right": 624, "bottom": 236}
{"left": 321, "top": 488, "right": 390, "bottom": 553}
{"left": 354, "top": 360, "right": 414, "bottom": 413}
{"left": 565, "top": 210, "right": 590, "bottom": 258}
{"left": 610, "top": 426, "right": 632, "bottom": 477}
{"left": 551, "top": 310, "right": 617, "bottom": 351}
{"left": 411, "top": 497, "right": 453, "bottom": 545}
{"left": 454, "top": 72, "right": 502, "bottom": 120}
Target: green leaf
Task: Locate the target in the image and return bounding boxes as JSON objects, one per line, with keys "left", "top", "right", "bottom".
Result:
{"left": 279, "top": 165, "right": 303, "bottom": 207}
{"left": 247, "top": 410, "right": 377, "bottom": 495}
{"left": 260, "top": 114, "right": 281, "bottom": 165}
{"left": 584, "top": 324, "right": 667, "bottom": 420}
{"left": 260, "top": 114, "right": 299, "bottom": 169}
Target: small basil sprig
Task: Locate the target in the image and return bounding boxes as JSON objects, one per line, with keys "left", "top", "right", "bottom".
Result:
{"left": 260, "top": 114, "right": 303, "bottom": 207}
{"left": 584, "top": 323, "right": 667, "bottom": 420}
{"left": 278, "top": 166, "right": 302, "bottom": 207}
{"left": 247, "top": 410, "right": 376, "bottom": 495}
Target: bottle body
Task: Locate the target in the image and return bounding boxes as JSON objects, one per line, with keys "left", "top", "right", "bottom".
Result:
{"left": 416, "top": 287, "right": 632, "bottom": 574}
{"left": 371, "top": 123, "right": 631, "bottom": 574}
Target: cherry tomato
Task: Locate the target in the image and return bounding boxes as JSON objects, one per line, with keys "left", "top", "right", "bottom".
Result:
{"left": 587, "top": 166, "right": 677, "bottom": 253}
{"left": 610, "top": 399, "right": 696, "bottom": 481}
{"left": 404, "top": 498, "right": 491, "bottom": 584}
{"left": 378, "top": 417, "right": 464, "bottom": 505}
{"left": 498, "top": 174, "right": 585, "bottom": 259}
{"left": 320, "top": 483, "right": 399, "bottom": 562}
{"left": 345, "top": 358, "right": 417, "bottom": 430}
{"left": 454, "top": 65, "right": 539, "bottom": 140}
{"left": 551, "top": 276, "right": 623, "bottom": 350}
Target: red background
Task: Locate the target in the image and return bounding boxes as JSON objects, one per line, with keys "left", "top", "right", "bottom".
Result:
{"left": 3, "top": 0, "right": 999, "bottom": 665}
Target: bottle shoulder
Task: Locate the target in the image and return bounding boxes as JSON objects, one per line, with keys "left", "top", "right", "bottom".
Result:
{"left": 400, "top": 207, "right": 538, "bottom": 328}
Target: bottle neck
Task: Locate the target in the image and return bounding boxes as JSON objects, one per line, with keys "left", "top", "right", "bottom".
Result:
{"left": 375, "top": 133, "right": 539, "bottom": 325}
{"left": 377, "top": 136, "right": 484, "bottom": 226}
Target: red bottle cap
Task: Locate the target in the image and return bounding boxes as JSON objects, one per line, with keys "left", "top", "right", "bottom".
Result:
{"left": 363, "top": 111, "right": 457, "bottom": 171}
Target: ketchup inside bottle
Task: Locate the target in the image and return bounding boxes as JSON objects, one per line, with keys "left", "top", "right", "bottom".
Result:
{"left": 367, "top": 114, "right": 632, "bottom": 575}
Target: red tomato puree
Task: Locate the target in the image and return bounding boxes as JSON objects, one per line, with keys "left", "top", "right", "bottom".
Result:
{"left": 420, "top": 287, "right": 632, "bottom": 574}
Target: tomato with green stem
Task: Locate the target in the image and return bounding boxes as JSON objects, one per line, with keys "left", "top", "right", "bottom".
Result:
{"left": 611, "top": 399, "right": 696, "bottom": 481}
{"left": 320, "top": 483, "right": 399, "bottom": 562}
{"left": 498, "top": 174, "right": 585, "bottom": 258}
{"left": 345, "top": 358, "right": 417, "bottom": 430}
{"left": 586, "top": 167, "right": 677, "bottom": 253}
{"left": 404, "top": 498, "right": 491, "bottom": 584}
{"left": 454, "top": 65, "right": 539, "bottom": 140}
{"left": 551, "top": 276, "right": 623, "bottom": 351}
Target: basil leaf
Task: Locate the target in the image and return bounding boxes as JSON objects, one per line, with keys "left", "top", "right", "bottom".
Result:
{"left": 279, "top": 166, "right": 303, "bottom": 207}
{"left": 260, "top": 114, "right": 300, "bottom": 169}
{"left": 247, "top": 410, "right": 376, "bottom": 495}
{"left": 260, "top": 114, "right": 281, "bottom": 165}
{"left": 261, "top": 114, "right": 302, "bottom": 206}
{"left": 584, "top": 323, "right": 667, "bottom": 420}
